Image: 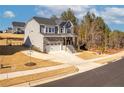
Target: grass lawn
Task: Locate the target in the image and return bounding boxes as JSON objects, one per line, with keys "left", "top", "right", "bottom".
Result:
{"left": 0, "top": 66, "right": 78, "bottom": 87}
{"left": 77, "top": 51, "right": 108, "bottom": 60}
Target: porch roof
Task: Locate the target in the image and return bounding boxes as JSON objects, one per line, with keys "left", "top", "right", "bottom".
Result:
{"left": 43, "top": 33, "right": 77, "bottom": 37}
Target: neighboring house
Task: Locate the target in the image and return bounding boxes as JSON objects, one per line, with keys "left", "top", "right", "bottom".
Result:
{"left": 24, "top": 16, "right": 77, "bottom": 53}
{"left": 12, "top": 21, "right": 25, "bottom": 34}
{"left": 6, "top": 27, "right": 13, "bottom": 33}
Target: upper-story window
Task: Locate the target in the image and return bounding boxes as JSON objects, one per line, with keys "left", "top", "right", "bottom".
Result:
{"left": 61, "top": 28, "right": 64, "bottom": 33}
{"left": 46, "top": 27, "right": 48, "bottom": 33}
{"left": 40, "top": 25, "right": 45, "bottom": 33}
{"left": 45, "top": 27, "right": 55, "bottom": 34}
{"left": 52, "top": 28, "right": 54, "bottom": 33}
{"left": 49, "top": 28, "right": 51, "bottom": 33}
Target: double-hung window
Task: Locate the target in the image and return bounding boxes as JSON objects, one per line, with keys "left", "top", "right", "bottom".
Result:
{"left": 52, "top": 28, "right": 54, "bottom": 33}
{"left": 46, "top": 27, "right": 48, "bottom": 33}
{"left": 40, "top": 25, "right": 45, "bottom": 33}
{"left": 61, "top": 28, "right": 63, "bottom": 33}
{"left": 48, "top": 27, "right": 55, "bottom": 33}
{"left": 49, "top": 28, "right": 51, "bottom": 33}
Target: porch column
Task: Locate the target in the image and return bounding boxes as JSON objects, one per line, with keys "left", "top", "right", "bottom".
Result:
{"left": 65, "top": 37, "right": 67, "bottom": 51}
{"left": 64, "top": 27, "right": 66, "bottom": 33}
{"left": 65, "top": 37, "right": 67, "bottom": 46}
{"left": 62, "top": 37, "right": 64, "bottom": 50}
{"left": 71, "top": 37, "right": 73, "bottom": 45}
{"left": 72, "top": 37, "right": 75, "bottom": 46}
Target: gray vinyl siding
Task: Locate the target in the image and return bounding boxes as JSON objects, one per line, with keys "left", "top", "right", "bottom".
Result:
{"left": 24, "top": 19, "right": 44, "bottom": 52}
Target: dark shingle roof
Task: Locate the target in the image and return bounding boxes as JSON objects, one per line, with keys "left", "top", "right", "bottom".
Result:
{"left": 65, "top": 21, "right": 72, "bottom": 28}
{"left": 32, "top": 16, "right": 73, "bottom": 28}
{"left": 59, "top": 22, "right": 67, "bottom": 28}
{"left": 12, "top": 21, "right": 25, "bottom": 27}
{"left": 33, "top": 16, "right": 57, "bottom": 25}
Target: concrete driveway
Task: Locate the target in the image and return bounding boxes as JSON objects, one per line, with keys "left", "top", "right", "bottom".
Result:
{"left": 23, "top": 50, "right": 85, "bottom": 64}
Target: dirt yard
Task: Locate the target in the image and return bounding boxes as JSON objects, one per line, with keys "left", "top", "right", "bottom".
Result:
{"left": 95, "top": 51, "right": 124, "bottom": 64}
{"left": 77, "top": 51, "right": 108, "bottom": 60}
{"left": 77, "top": 50, "right": 124, "bottom": 65}
{"left": 89, "top": 48, "right": 124, "bottom": 54}
{"left": 0, "top": 33, "right": 61, "bottom": 74}
{"left": 0, "top": 52, "right": 61, "bottom": 74}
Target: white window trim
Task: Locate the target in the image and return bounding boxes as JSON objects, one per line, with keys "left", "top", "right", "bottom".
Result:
{"left": 61, "top": 28, "right": 64, "bottom": 33}
{"left": 49, "top": 28, "right": 52, "bottom": 33}
{"left": 46, "top": 27, "right": 48, "bottom": 33}
{"left": 51, "top": 28, "right": 55, "bottom": 33}
{"left": 48, "top": 27, "right": 55, "bottom": 33}
{"left": 42, "top": 25, "right": 56, "bottom": 34}
{"left": 40, "top": 25, "right": 45, "bottom": 33}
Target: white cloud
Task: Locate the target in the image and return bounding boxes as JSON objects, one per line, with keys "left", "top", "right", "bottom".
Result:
{"left": 112, "top": 20, "right": 124, "bottom": 24}
{"left": 35, "top": 6, "right": 124, "bottom": 25}
{"left": 102, "top": 7, "right": 124, "bottom": 17}
{"left": 35, "top": 5, "right": 93, "bottom": 19}
{"left": 100, "top": 7, "right": 124, "bottom": 24}
{"left": 3, "top": 11, "right": 15, "bottom": 18}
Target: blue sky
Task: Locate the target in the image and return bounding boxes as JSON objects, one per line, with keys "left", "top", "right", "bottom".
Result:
{"left": 0, "top": 5, "right": 124, "bottom": 31}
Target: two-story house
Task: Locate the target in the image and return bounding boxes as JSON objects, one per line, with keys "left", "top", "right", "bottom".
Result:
{"left": 24, "top": 16, "right": 77, "bottom": 53}
{"left": 12, "top": 21, "right": 25, "bottom": 34}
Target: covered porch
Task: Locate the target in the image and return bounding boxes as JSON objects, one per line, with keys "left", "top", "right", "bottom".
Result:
{"left": 44, "top": 35, "right": 77, "bottom": 45}
{"left": 43, "top": 36, "right": 77, "bottom": 53}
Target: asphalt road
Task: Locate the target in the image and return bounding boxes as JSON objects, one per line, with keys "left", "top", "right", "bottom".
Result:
{"left": 36, "top": 58, "right": 124, "bottom": 87}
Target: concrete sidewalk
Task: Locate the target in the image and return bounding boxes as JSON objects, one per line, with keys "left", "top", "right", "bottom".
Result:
{"left": 0, "top": 64, "right": 71, "bottom": 80}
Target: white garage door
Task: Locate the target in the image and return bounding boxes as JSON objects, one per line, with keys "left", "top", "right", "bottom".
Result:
{"left": 46, "top": 44, "right": 62, "bottom": 53}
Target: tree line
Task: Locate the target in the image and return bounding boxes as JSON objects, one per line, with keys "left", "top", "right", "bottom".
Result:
{"left": 51, "top": 8, "right": 124, "bottom": 52}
